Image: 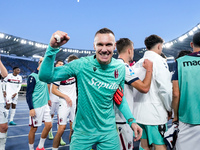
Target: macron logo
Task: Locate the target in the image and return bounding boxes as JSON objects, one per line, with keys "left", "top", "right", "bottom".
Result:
{"left": 88, "top": 77, "right": 118, "bottom": 90}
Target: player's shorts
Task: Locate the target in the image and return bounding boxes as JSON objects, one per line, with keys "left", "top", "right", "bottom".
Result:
{"left": 6, "top": 94, "right": 18, "bottom": 104}
{"left": 116, "top": 123, "right": 133, "bottom": 150}
{"left": 0, "top": 103, "right": 7, "bottom": 124}
{"left": 176, "top": 121, "right": 200, "bottom": 150}
{"left": 58, "top": 99, "right": 76, "bottom": 125}
{"left": 70, "top": 130, "right": 120, "bottom": 150}
{"left": 138, "top": 123, "right": 167, "bottom": 145}
{"left": 50, "top": 102, "right": 59, "bottom": 115}
{"left": 29, "top": 104, "right": 51, "bottom": 127}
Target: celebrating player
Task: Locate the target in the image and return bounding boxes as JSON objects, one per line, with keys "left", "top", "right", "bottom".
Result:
{"left": 39, "top": 28, "right": 142, "bottom": 150}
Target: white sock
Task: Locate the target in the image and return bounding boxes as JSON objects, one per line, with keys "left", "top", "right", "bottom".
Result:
{"left": 0, "top": 132, "right": 7, "bottom": 150}
{"left": 38, "top": 138, "right": 46, "bottom": 149}
{"left": 10, "top": 109, "right": 16, "bottom": 122}
{"left": 28, "top": 143, "right": 34, "bottom": 150}
{"left": 5, "top": 109, "right": 9, "bottom": 119}
{"left": 52, "top": 148, "right": 58, "bottom": 150}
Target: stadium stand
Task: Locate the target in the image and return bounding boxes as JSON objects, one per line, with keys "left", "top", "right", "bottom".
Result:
{"left": 1, "top": 55, "right": 38, "bottom": 82}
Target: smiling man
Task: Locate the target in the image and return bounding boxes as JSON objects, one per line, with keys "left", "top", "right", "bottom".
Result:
{"left": 39, "top": 28, "right": 142, "bottom": 150}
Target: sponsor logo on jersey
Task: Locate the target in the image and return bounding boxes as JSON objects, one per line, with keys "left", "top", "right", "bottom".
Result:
{"left": 88, "top": 77, "right": 118, "bottom": 90}
{"left": 114, "top": 69, "right": 118, "bottom": 78}
{"left": 60, "top": 78, "right": 75, "bottom": 85}
{"left": 183, "top": 60, "right": 200, "bottom": 67}
{"left": 8, "top": 79, "right": 21, "bottom": 84}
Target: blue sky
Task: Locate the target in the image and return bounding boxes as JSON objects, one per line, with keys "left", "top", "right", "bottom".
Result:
{"left": 1, "top": 0, "right": 200, "bottom": 50}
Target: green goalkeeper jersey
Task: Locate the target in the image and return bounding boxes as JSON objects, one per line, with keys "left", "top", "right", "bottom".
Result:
{"left": 39, "top": 45, "right": 136, "bottom": 135}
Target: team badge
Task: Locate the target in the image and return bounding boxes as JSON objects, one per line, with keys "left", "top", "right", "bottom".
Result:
{"left": 128, "top": 142, "right": 132, "bottom": 149}
{"left": 93, "top": 67, "right": 97, "bottom": 72}
{"left": 35, "top": 120, "right": 38, "bottom": 125}
{"left": 114, "top": 69, "right": 118, "bottom": 78}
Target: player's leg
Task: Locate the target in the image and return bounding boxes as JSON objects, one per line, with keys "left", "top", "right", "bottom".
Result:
{"left": 140, "top": 139, "right": 150, "bottom": 150}
{"left": 69, "top": 101, "right": 76, "bottom": 142}
{"left": 52, "top": 100, "right": 70, "bottom": 149}
{"left": 0, "top": 104, "right": 8, "bottom": 150}
{"left": 9, "top": 102, "right": 17, "bottom": 125}
{"left": 143, "top": 124, "right": 167, "bottom": 150}
{"left": 136, "top": 123, "right": 151, "bottom": 150}
{"left": 37, "top": 105, "right": 52, "bottom": 150}
{"left": 28, "top": 106, "right": 43, "bottom": 150}
{"left": 69, "top": 121, "right": 73, "bottom": 142}
{"left": 176, "top": 121, "right": 200, "bottom": 150}
{"left": 5, "top": 96, "right": 11, "bottom": 120}
{"left": 52, "top": 125, "right": 66, "bottom": 149}
{"left": 70, "top": 132, "right": 95, "bottom": 150}
{"left": 117, "top": 123, "right": 133, "bottom": 150}
{"left": 153, "top": 144, "right": 166, "bottom": 150}
{"left": 48, "top": 102, "right": 56, "bottom": 140}
{"left": 97, "top": 130, "right": 120, "bottom": 150}
{"left": 54, "top": 101, "right": 66, "bottom": 145}
{"left": 28, "top": 126, "right": 38, "bottom": 150}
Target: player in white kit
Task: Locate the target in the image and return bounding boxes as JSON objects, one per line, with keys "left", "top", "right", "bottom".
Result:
{"left": 115, "top": 38, "right": 153, "bottom": 150}
{"left": 0, "top": 60, "right": 8, "bottom": 150}
{"left": 132, "top": 35, "right": 172, "bottom": 150}
{"left": 48, "top": 60, "right": 66, "bottom": 145}
{"left": 27, "top": 57, "right": 52, "bottom": 150}
{"left": 3, "top": 67, "right": 22, "bottom": 125}
{"left": 52, "top": 55, "right": 78, "bottom": 150}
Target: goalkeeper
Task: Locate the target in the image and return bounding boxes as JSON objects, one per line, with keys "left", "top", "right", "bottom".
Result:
{"left": 39, "top": 28, "right": 142, "bottom": 150}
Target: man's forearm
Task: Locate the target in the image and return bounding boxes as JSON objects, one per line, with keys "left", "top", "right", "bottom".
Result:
{"left": 172, "top": 81, "right": 180, "bottom": 121}
{"left": 39, "top": 45, "right": 60, "bottom": 83}
{"left": 142, "top": 70, "right": 152, "bottom": 91}
{"left": 117, "top": 96, "right": 136, "bottom": 126}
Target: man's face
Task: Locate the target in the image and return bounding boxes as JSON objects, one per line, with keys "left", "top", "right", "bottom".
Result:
{"left": 14, "top": 68, "right": 20, "bottom": 74}
{"left": 94, "top": 33, "right": 115, "bottom": 65}
{"left": 56, "top": 61, "right": 64, "bottom": 67}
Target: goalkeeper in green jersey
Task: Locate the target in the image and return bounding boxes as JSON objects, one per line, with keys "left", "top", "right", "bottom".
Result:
{"left": 39, "top": 28, "right": 142, "bottom": 150}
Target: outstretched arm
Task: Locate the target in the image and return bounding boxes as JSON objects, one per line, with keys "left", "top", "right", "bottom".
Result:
{"left": 131, "top": 59, "right": 153, "bottom": 93}
{"left": 39, "top": 31, "right": 72, "bottom": 83}
{"left": 0, "top": 60, "right": 8, "bottom": 78}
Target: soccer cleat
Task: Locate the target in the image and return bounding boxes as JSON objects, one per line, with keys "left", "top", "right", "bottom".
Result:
{"left": 36, "top": 147, "right": 45, "bottom": 150}
{"left": 9, "top": 121, "right": 17, "bottom": 125}
{"left": 48, "top": 131, "right": 54, "bottom": 140}
{"left": 60, "top": 137, "right": 66, "bottom": 145}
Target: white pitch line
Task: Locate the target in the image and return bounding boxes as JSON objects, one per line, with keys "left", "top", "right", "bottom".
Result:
{"left": 18, "top": 108, "right": 29, "bottom": 111}
{"left": 13, "top": 117, "right": 29, "bottom": 119}
{"left": 8, "top": 124, "right": 28, "bottom": 127}
{"left": 7, "top": 129, "right": 70, "bottom": 138}
{"left": 15, "top": 113, "right": 29, "bottom": 114}
{"left": 8, "top": 121, "right": 59, "bottom": 128}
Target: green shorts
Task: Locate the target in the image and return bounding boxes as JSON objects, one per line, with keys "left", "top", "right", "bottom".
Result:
{"left": 70, "top": 130, "right": 120, "bottom": 150}
{"left": 138, "top": 123, "right": 167, "bottom": 145}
